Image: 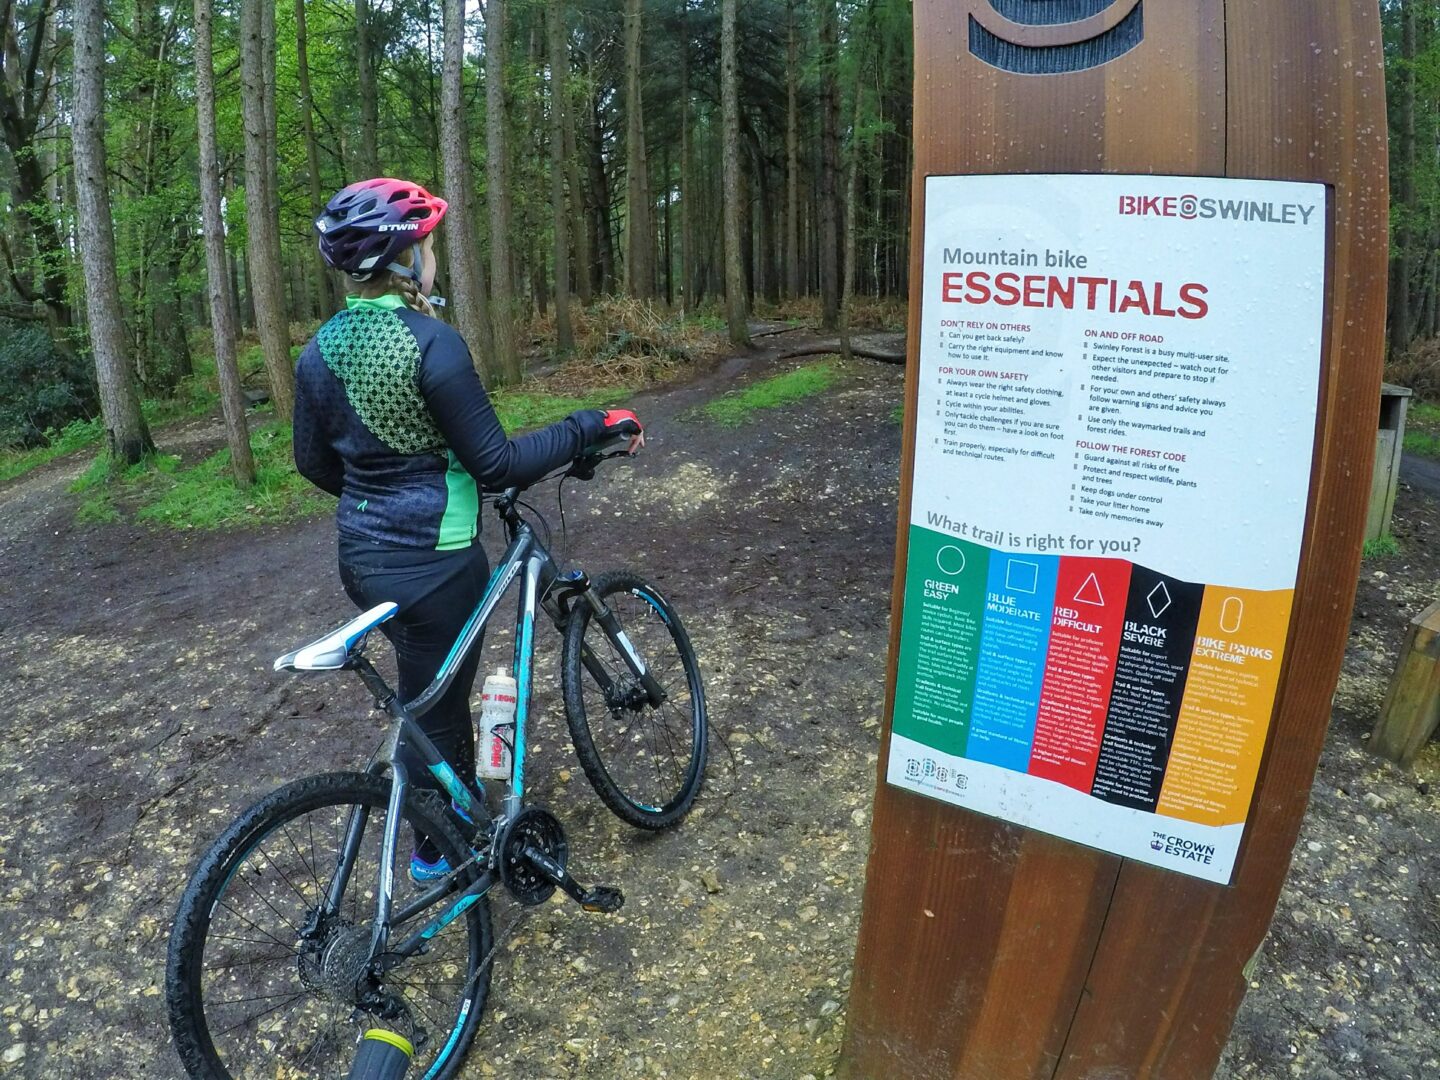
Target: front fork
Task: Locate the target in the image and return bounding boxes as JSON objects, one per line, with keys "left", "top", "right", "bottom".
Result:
{"left": 546, "top": 571, "right": 667, "bottom": 709}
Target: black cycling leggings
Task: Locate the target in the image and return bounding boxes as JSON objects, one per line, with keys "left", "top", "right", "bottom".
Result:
{"left": 338, "top": 538, "right": 490, "bottom": 799}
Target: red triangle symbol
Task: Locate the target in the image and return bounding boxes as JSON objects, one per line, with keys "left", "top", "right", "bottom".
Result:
{"left": 1074, "top": 572, "right": 1105, "bottom": 606}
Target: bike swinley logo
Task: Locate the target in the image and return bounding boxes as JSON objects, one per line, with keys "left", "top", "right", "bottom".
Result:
{"left": 1119, "top": 193, "right": 1318, "bottom": 226}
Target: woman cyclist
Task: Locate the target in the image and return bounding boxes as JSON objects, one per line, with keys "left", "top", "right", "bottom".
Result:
{"left": 292, "top": 177, "right": 641, "bottom": 882}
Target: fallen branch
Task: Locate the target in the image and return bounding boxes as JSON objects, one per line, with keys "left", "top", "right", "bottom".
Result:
{"left": 778, "top": 342, "right": 907, "bottom": 365}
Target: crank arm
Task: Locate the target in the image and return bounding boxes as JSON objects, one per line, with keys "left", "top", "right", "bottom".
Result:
{"left": 520, "top": 845, "right": 625, "bottom": 913}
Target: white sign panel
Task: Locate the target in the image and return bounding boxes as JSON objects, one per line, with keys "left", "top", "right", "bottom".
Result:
{"left": 886, "top": 174, "right": 1326, "bottom": 884}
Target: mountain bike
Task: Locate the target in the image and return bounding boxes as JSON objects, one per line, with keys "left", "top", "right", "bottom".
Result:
{"left": 165, "top": 439, "right": 708, "bottom": 1080}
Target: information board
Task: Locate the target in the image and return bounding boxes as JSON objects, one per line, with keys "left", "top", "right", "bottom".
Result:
{"left": 886, "top": 173, "right": 1327, "bottom": 884}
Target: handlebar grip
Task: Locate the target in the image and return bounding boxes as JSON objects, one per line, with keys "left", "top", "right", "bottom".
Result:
{"left": 347, "top": 1031, "right": 414, "bottom": 1080}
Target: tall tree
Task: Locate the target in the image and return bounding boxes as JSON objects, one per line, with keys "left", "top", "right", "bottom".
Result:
{"left": 73, "top": 0, "right": 153, "bottom": 463}
{"left": 295, "top": 0, "right": 337, "bottom": 315}
{"left": 721, "top": 0, "right": 749, "bottom": 344}
{"left": 679, "top": 0, "right": 694, "bottom": 310}
{"left": 623, "top": 0, "right": 654, "bottom": 298}
{"left": 0, "top": 0, "right": 71, "bottom": 329}
{"left": 559, "top": 32, "right": 592, "bottom": 305}
{"left": 1392, "top": 0, "right": 1417, "bottom": 355}
{"left": 818, "top": 0, "right": 841, "bottom": 330}
{"left": 240, "top": 0, "right": 295, "bottom": 418}
{"left": 195, "top": 0, "right": 256, "bottom": 486}
{"left": 356, "top": 0, "right": 382, "bottom": 177}
{"left": 441, "top": 0, "right": 499, "bottom": 377}
{"left": 548, "top": 0, "right": 573, "bottom": 351}
{"left": 785, "top": 0, "right": 802, "bottom": 299}
{"left": 487, "top": 0, "right": 522, "bottom": 384}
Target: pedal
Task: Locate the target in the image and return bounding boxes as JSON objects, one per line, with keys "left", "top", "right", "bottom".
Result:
{"left": 579, "top": 886, "right": 624, "bottom": 914}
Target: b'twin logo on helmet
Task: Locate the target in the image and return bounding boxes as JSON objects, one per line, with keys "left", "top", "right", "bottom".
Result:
{"left": 378, "top": 223, "right": 417, "bottom": 233}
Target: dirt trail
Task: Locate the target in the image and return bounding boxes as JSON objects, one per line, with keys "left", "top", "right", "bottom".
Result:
{"left": 0, "top": 341, "right": 1435, "bottom": 1079}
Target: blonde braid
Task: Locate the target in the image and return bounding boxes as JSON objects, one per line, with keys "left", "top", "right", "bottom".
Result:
{"left": 391, "top": 273, "right": 436, "bottom": 318}
{"left": 346, "top": 270, "right": 435, "bottom": 318}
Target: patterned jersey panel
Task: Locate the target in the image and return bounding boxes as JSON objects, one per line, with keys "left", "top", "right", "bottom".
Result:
{"left": 294, "top": 309, "right": 457, "bottom": 549}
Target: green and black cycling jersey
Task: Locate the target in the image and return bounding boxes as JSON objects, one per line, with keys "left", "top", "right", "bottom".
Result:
{"left": 293, "top": 295, "right": 605, "bottom": 549}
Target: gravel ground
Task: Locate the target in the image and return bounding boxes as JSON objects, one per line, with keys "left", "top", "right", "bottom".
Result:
{"left": 0, "top": 346, "right": 1434, "bottom": 1079}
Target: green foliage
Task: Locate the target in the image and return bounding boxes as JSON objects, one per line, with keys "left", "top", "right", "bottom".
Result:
{"left": 0, "top": 418, "right": 105, "bottom": 486}
{"left": 701, "top": 360, "right": 842, "bottom": 426}
{"left": 492, "top": 388, "right": 630, "bottom": 433}
{"left": 1362, "top": 534, "right": 1402, "bottom": 560}
{"left": 0, "top": 319, "right": 98, "bottom": 449}
{"left": 71, "top": 424, "right": 322, "bottom": 531}
{"left": 1405, "top": 400, "right": 1440, "bottom": 457}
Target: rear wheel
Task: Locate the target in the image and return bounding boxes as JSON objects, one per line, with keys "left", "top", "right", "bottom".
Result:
{"left": 561, "top": 572, "right": 707, "bottom": 829}
{"left": 166, "top": 772, "right": 491, "bottom": 1080}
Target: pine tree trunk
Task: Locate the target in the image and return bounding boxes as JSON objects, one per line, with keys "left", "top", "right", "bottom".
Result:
{"left": 785, "top": 0, "right": 802, "bottom": 300}
{"left": 1391, "top": 0, "right": 1416, "bottom": 356}
{"left": 840, "top": 41, "right": 864, "bottom": 362}
{"left": 73, "top": 0, "right": 153, "bottom": 464}
{"left": 549, "top": 0, "right": 574, "bottom": 351}
{"left": 721, "top": 0, "right": 750, "bottom": 345}
{"left": 261, "top": 0, "right": 279, "bottom": 226}
{"left": 818, "top": 0, "right": 840, "bottom": 331}
{"left": 560, "top": 54, "right": 592, "bottom": 305}
{"left": 486, "top": 0, "right": 522, "bottom": 384}
{"left": 588, "top": 75, "right": 617, "bottom": 295}
{"left": 356, "top": 0, "right": 381, "bottom": 176}
{"left": 241, "top": 0, "right": 296, "bottom": 418}
{"left": 296, "top": 0, "right": 338, "bottom": 315}
{"left": 623, "top": 0, "right": 653, "bottom": 298}
{"left": 441, "top": 0, "right": 500, "bottom": 380}
{"left": 679, "top": 0, "right": 695, "bottom": 312}
{"left": 196, "top": 0, "right": 256, "bottom": 486}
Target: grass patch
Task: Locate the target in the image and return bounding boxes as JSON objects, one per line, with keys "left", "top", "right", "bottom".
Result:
{"left": 890, "top": 404, "right": 904, "bottom": 424}
{"left": 492, "top": 387, "right": 629, "bottom": 432}
{"left": 701, "top": 359, "right": 842, "bottom": 427}
{"left": 1362, "top": 534, "right": 1401, "bottom": 560}
{"left": 0, "top": 417, "right": 105, "bottom": 484}
{"left": 1404, "top": 400, "right": 1440, "bottom": 458}
{"left": 71, "top": 422, "right": 323, "bottom": 531}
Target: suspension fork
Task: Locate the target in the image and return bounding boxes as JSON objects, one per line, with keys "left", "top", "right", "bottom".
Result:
{"left": 580, "top": 586, "right": 668, "bottom": 708}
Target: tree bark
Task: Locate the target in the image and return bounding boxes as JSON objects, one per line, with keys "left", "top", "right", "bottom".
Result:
{"left": 196, "top": 0, "right": 256, "bottom": 486}
{"left": 679, "top": 0, "right": 694, "bottom": 311}
{"left": 785, "top": 0, "right": 802, "bottom": 299}
{"left": 1391, "top": 0, "right": 1416, "bottom": 356}
{"left": 587, "top": 69, "right": 616, "bottom": 295}
{"left": 73, "top": 0, "right": 153, "bottom": 464}
{"left": 296, "top": 0, "right": 338, "bottom": 315}
{"left": 818, "top": 0, "right": 840, "bottom": 330}
{"left": 623, "top": 0, "right": 653, "bottom": 298}
{"left": 548, "top": 0, "right": 574, "bottom": 351}
{"left": 560, "top": 45, "right": 592, "bottom": 305}
{"left": 0, "top": 0, "right": 72, "bottom": 329}
{"left": 721, "top": 0, "right": 750, "bottom": 344}
{"left": 356, "top": 0, "right": 382, "bottom": 176}
{"left": 440, "top": 0, "right": 500, "bottom": 381}
{"left": 486, "top": 0, "right": 522, "bottom": 384}
{"left": 840, "top": 26, "right": 865, "bottom": 362}
{"left": 241, "top": 0, "right": 296, "bottom": 418}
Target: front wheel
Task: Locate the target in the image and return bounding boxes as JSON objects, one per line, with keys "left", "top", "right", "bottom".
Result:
{"left": 166, "top": 772, "right": 491, "bottom": 1080}
{"left": 561, "top": 572, "right": 708, "bottom": 829}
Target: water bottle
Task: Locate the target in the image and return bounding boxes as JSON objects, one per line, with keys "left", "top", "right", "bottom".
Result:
{"left": 478, "top": 668, "right": 517, "bottom": 780}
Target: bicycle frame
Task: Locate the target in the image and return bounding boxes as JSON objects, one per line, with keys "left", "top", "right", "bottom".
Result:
{"left": 314, "top": 492, "right": 661, "bottom": 977}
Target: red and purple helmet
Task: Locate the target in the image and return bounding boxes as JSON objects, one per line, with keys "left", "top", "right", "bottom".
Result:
{"left": 313, "top": 178, "right": 448, "bottom": 280}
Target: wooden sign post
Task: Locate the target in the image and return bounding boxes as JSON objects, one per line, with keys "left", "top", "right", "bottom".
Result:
{"left": 841, "top": 3, "right": 1388, "bottom": 1078}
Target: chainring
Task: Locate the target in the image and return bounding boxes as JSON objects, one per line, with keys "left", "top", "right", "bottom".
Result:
{"left": 497, "top": 807, "right": 568, "bottom": 906}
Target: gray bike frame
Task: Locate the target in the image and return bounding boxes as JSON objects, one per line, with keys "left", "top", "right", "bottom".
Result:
{"left": 321, "top": 511, "right": 661, "bottom": 969}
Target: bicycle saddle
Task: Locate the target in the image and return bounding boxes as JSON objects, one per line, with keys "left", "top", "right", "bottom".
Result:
{"left": 273, "top": 602, "right": 399, "bottom": 672}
